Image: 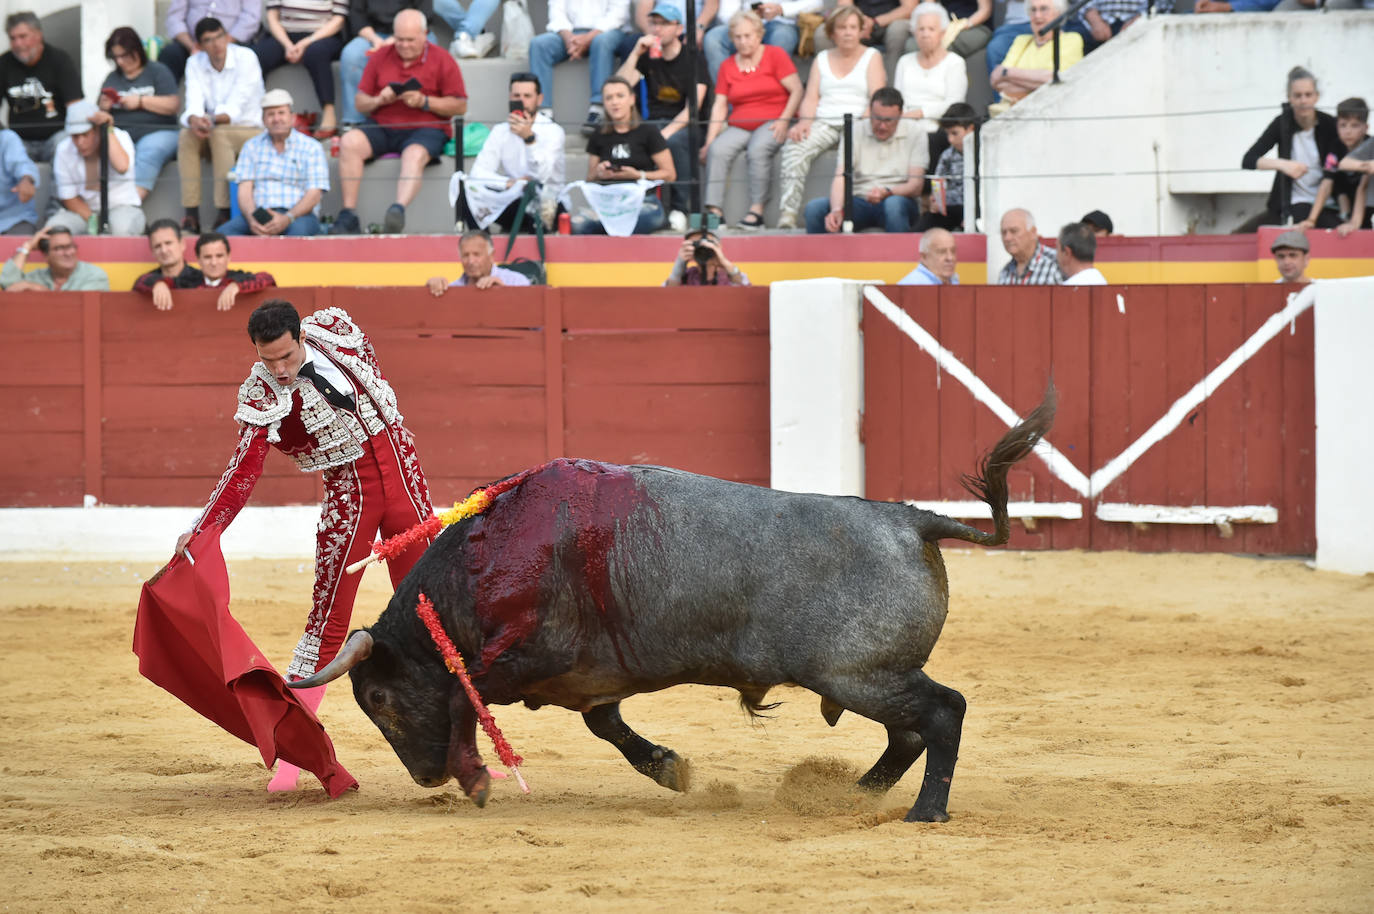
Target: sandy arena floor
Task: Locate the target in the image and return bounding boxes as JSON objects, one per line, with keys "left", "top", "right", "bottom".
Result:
{"left": 1, "top": 550, "right": 1370, "bottom": 913}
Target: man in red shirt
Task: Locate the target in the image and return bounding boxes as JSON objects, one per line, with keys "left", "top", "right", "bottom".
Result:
{"left": 331, "top": 8, "right": 467, "bottom": 235}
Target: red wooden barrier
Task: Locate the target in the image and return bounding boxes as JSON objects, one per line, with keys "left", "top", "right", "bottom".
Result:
{"left": 0, "top": 284, "right": 1314, "bottom": 554}
{"left": 0, "top": 287, "right": 770, "bottom": 510}
{"left": 863, "top": 284, "right": 1315, "bottom": 553}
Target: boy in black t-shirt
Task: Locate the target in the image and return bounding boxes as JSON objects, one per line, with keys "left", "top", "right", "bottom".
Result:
{"left": 616, "top": 2, "right": 711, "bottom": 231}
{"left": 1, "top": 12, "right": 83, "bottom": 162}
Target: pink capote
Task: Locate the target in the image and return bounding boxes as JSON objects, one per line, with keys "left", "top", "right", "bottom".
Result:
{"left": 131, "top": 527, "right": 358, "bottom": 798}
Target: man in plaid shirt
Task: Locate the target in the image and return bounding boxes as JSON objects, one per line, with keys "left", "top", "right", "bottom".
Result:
{"left": 997, "top": 207, "right": 1064, "bottom": 285}
{"left": 1079, "top": 0, "right": 1170, "bottom": 51}
{"left": 217, "top": 89, "right": 330, "bottom": 236}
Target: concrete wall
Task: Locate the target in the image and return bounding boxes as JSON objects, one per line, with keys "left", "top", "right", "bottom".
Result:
{"left": 978, "top": 12, "right": 1374, "bottom": 279}
{"left": 1314, "top": 277, "right": 1374, "bottom": 576}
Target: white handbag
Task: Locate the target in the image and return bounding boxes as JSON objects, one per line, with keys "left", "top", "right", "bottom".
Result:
{"left": 501, "top": 0, "right": 535, "bottom": 62}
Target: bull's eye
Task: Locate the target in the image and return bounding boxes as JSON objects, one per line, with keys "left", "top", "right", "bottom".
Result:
{"left": 369, "top": 689, "right": 386, "bottom": 707}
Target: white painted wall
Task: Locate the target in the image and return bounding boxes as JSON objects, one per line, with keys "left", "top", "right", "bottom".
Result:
{"left": 1313, "top": 277, "right": 1374, "bottom": 576}
{"left": 768, "top": 279, "right": 866, "bottom": 497}
{"left": 0, "top": 506, "right": 320, "bottom": 560}
{"left": 978, "top": 12, "right": 1374, "bottom": 278}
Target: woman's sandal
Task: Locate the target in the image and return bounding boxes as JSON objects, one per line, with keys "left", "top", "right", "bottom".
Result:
{"left": 736, "top": 211, "right": 765, "bottom": 231}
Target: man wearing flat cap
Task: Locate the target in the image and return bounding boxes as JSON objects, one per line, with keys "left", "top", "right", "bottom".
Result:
{"left": 217, "top": 88, "right": 330, "bottom": 236}
{"left": 1271, "top": 230, "right": 1311, "bottom": 284}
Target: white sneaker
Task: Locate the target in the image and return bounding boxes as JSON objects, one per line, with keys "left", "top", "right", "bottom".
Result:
{"left": 668, "top": 209, "right": 688, "bottom": 233}
{"left": 473, "top": 33, "right": 497, "bottom": 57}
{"left": 451, "top": 32, "right": 477, "bottom": 58}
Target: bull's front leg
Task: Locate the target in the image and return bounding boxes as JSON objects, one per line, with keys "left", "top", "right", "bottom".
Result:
{"left": 583, "top": 702, "right": 692, "bottom": 792}
{"left": 447, "top": 686, "right": 492, "bottom": 807}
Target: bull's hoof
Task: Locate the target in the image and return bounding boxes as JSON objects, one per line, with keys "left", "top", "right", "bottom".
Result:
{"left": 461, "top": 768, "right": 492, "bottom": 808}
{"left": 904, "top": 806, "right": 950, "bottom": 823}
{"left": 640, "top": 746, "right": 692, "bottom": 793}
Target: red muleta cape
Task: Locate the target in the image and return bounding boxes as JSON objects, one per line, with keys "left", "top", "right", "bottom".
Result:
{"left": 131, "top": 527, "right": 357, "bottom": 798}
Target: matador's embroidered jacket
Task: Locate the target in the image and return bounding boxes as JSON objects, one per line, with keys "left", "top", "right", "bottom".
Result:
{"left": 190, "top": 307, "right": 428, "bottom": 537}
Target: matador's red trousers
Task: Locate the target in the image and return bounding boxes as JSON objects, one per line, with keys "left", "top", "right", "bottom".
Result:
{"left": 290, "top": 427, "right": 433, "bottom": 680}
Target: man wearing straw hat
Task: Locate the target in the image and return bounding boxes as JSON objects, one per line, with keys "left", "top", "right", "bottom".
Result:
{"left": 174, "top": 299, "right": 435, "bottom": 792}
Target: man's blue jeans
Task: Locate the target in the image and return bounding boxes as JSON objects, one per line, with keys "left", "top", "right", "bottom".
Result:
{"left": 804, "top": 194, "right": 917, "bottom": 234}
{"left": 216, "top": 211, "right": 324, "bottom": 236}
{"left": 529, "top": 29, "right": 639, "bottom": 109}
{"left": 434, "top": 0, "right": 501, "bottom": 37}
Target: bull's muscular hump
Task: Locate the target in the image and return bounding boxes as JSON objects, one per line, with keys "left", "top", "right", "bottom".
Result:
{"left": 296, "top": 386, "right": 1057, "bottom": 823}
{"left": 465, "top": 459, "right": 651, "bottom": 670}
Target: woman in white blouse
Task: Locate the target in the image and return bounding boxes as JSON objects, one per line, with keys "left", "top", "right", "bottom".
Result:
{"left": 893, "top": 2, "right": 968, "bottom": 165}
{"left": 776, "top": 6, "right": 885, "bottom": 229}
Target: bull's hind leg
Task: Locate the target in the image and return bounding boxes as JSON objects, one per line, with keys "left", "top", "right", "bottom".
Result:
{"left": 583, "top": 702, "right": 692, "bottom": 792}
{"left": 847, "top": 671, "right": 966, "bottom": 822}
{"left": 856, "top": 727, "right": 926, "bottom": 794}
{"left": 902, "top": 673, "right": 966, "bottom": 822}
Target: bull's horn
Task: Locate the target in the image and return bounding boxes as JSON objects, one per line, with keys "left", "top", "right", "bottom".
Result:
{"left": 287, "top": 630, "right": 374, "bottom": 688}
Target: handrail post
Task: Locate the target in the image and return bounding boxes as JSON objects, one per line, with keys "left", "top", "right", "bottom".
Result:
{"left": 685, "top": 0, "right": 702, "bottom": 220}
{"left": 452, "top": 115, "right": 465, "bottom": 228}
{"left": 842, "top": 113, "right": 854, "bottom": 233}
{"left": 972, "top": 116, "right": 982, "bottom": 232}
{"left": 98, "top": 125, "right": 110, "bottom": 235}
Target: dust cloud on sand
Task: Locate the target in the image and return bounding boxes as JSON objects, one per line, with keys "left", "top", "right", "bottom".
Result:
{"left": 1, "top": 550, "right": 1371, "bottom": 912}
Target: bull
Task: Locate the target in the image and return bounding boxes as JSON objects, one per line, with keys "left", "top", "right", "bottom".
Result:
{"left": 293, "top": 386, "right": 1056, "bottom": 822}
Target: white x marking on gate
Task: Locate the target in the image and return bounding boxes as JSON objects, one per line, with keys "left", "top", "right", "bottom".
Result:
{"left": 862, "top": 284, "right": 1317, "bottom": 499}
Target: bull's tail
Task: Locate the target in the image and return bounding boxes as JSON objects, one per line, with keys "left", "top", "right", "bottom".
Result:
{"left": 923, "top": 382, "right": 1058, "bottom": 548}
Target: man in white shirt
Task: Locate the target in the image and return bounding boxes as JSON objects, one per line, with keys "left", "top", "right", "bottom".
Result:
{"left": 177, "top": 16, "right": 265, "bottom": 234}
{"left": 1057, "top": 221, "right": 1107, "bottom": 286}
{"left": 47, "top": 100, "right": 146, "bottom": 236}
{"left": 898, "top": 227, "right": 959, "bottom": 285}
{"left": 529, "top": 0, "right": 639, "bottom": 137}
{"left": 460, "top": 72, "right": 566, "bottom": 232}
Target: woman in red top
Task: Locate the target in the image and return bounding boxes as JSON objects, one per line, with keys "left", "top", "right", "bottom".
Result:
{"left": 700, "top": 10, "right": 803, "bottom": 230}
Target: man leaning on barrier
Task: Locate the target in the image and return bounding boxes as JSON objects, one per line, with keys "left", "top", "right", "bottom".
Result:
{"left": 426, "top": 229, "right": 533, "bottom": 292}
{"left": 897, "top": 226, "right": 958, "bottom": 286}
{"left": 1, "top": 225, "right": 110, "bottom": 292}
{"left": 1057, "top": 221, "right": 1106, "bottom": 285}
{"left": 997, "top": 207, "right": 1063, "bottom": 285}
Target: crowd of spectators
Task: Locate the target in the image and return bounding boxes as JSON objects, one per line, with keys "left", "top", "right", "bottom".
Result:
{"left": 0, "top": 0, "right": 1369, "bottom": 286}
